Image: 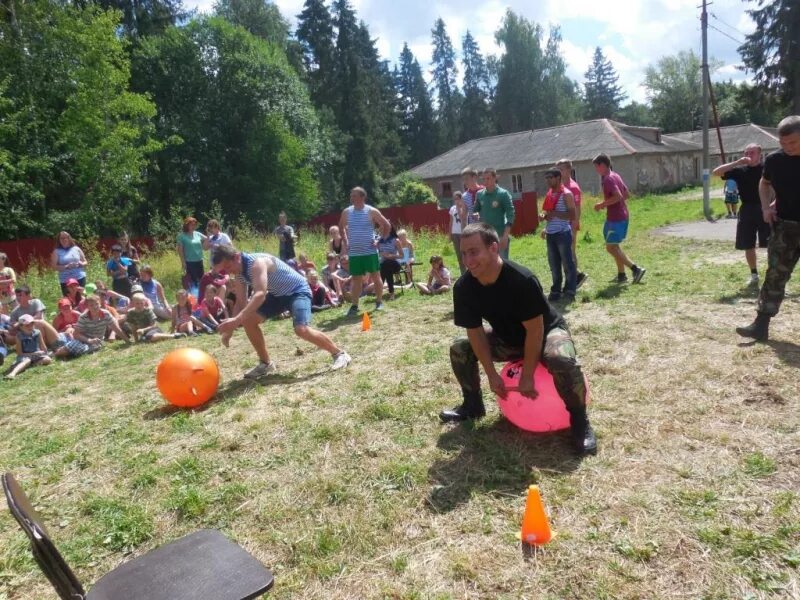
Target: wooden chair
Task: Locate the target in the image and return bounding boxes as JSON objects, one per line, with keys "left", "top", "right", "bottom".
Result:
{"left": 2, "top": 472, "right": 274, "bottom": 600}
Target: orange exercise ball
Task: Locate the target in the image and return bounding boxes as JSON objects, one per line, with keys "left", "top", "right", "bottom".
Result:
{"left": 156, "top": 348, "right": 220, "bottom": 408}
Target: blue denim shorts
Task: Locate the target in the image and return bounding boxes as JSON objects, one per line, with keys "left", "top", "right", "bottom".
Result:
{"left": 257, "top": 293, "right": 312, "bottom": 327}
{"left": 603, "top": 220, "right": 629, "bottom": 244}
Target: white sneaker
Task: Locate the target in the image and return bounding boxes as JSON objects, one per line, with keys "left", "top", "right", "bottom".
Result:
{"left": 331, "top": 351, "right": 351, "bottom": 370}
{"left": 244, "top": 361, "right": 276, "bottom": 379}
{"left": 748, "top": 273, "right": 759, "bottom": 287}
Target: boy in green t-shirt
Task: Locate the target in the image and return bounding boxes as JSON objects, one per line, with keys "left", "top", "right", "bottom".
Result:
{"left": 474, "top": 168, "right": 515, "bottom": 259}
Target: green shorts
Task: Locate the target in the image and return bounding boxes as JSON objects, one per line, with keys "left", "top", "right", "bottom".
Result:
{"left": 349, "top": 253, "right": 380, "bottom": 276}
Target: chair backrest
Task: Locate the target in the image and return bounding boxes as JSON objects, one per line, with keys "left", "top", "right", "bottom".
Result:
{"left": 2, "top": 473, "right": 86, "bottom": 600}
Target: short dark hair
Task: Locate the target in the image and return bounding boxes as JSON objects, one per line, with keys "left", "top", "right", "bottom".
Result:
{"left": 777, "top": 115, "right": 800, "bottom": 137}
{"left": 15, "top": 284, "right": 31, "bottom": 295}
{"left": 545, "top": 168, "right": 561, "bottom": 178}
{"left": 482, "top": 167, "right": 498, "bottom": 178}
{"left": 461, "top": 222, "right": 499, "bottom": 247}
{"left": 211, "top": 244, "right": 239, "bottom": 265}
{"left": 592, "top": 154, "right": 612, "bottom": 168}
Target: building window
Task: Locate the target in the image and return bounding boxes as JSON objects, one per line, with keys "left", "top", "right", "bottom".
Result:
{"left": 511, "top": 174, "right": 523, "bottom": 193}
{"left": 693, "top": 157, "right": 699, "bottom": 180}
{"left": 441, "top": 181, "right": 452, "bottom": 198}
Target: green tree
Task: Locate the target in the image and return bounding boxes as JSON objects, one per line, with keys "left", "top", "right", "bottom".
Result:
{"left": 459, "top": 30, "right": 492, "bottom": 142}
{"left": 214, "top": 0, "right": 289, "bottom": 46}
{"left": 616, "top": 101, "right": 655, "bottom": 126}
{"left": 643, "top": 50, "right": 717, "bottom": 133}
{"left": 0, "top": 0, "right": 160, "bottom": 239}
{"left": 538, "top": 26, "right": 583, "bottom": 126}
{"left": 132, "top": 17, "right": 328, "bottom": 225}
{"left": 396, "top": 44, "right": 436, "bottom": 166}
{"left": 430, "top": 17, "right": 460, "bottom": 150}
{"left": 584, "top": 46, "right": 626, "bottom": 119}
{"left": 91, "top": 0, "right": 190, "bottom": 38}
{"left": 295, "top": 0, "right": 336, "bottom": 109}
{"left": 739, "top": 0, "right": 800, "bottom": 114}
{"left": 493, "top": 10, "right": 543, "bottom": 133}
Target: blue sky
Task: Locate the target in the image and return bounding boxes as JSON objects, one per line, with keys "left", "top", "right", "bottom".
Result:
{"left": 185, "top": 0, "right": 757, "bottom": 104}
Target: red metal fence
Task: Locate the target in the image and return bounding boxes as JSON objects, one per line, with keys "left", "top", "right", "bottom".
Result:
{"left": 307, "top": 191, "right": 539, "bottom": 236}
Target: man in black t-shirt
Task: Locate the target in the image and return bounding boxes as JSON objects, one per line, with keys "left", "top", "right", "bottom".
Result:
{"left": 442, "top": 222, "right": 596, "bottom": 455}
{"left": 737, "top": 116, "right": 800, "bottom": 341}
{"left": 713, "top": 144, "right": 769, "bottom": 286}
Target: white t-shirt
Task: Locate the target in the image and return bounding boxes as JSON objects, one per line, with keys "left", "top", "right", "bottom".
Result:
{"left": 449, "top": 205, "right": 463, "bottom": 234}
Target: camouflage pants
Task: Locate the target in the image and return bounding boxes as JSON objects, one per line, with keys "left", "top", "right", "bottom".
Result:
{"left": 758, "top": 219, "right": 800, "bottom": 317}
{"left": 449, "top": 327, "right": 587, "bottom": 413}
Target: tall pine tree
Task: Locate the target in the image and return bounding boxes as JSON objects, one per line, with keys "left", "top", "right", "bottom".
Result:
{"left": 430, "top": 18, "right": 460, "bottom": 151}
{"left": 459, "top": 30, "right": 492, "bottom": 142}
{"left": 538, "top": 26, "right": 583, "bottom": 126}
{"left": 493, "top": 10, "right": 543, "bottom": 133}
{"left": 396, "top": 43, "right": 436, "bottom": 166}
{"left": 738, "top": 0, "right": 799, "bottom": 113}
{"left": 583, "top": 46, "right": 626, "bottom": 119}
{"left": 296, "top": 0, "right": 336, "bottom": 110}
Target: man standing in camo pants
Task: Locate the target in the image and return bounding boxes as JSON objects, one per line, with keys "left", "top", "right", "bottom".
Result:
{"left": 737, "top": 115, "right": 800, "bottom": 341}
{"left": 440, "top": 222, "right": 597, "bottom": 456}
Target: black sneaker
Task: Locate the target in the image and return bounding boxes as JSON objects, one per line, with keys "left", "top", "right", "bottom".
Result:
{"left": 632, "top": 266, "right": 647, "bottom": 284}
{"left": 576, "top": 272, "right": 588, "bottom": 289}
{"left": 616, "top": 273, "right": 628, "bottom": 283}
{"left": 547, "top": 292, "right": 562, "bottom": 302}
{"left": 439, "top": 404, "right": 486, "bottom": 423}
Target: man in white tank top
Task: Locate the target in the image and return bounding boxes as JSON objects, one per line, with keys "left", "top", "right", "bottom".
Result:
{"left": 339, "top": 187, "right": 392, "bottom": 316}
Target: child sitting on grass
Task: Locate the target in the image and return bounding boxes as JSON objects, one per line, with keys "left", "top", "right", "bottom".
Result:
{"left": 5, "top": 314, "right": 52, "bottom": 379}
{"left": 0, "top": 252, "right": 17, "bottom": 314}
{"left": 307, "top": 270, "right": 336, "bottom": 311}
{"left": 128, "top": 293, "right": 185, "bottom": 342}
{"left": 172, "top": 289, "right": 209, "bottom": 336}
{"left": 52, "top": 298, "right": 80, "bottom": 335}
{"left": 193, "top": 284, "right": 226, "bottom": 332}
{"left": 417, "top": 256, "right": 452, "bottom": 295}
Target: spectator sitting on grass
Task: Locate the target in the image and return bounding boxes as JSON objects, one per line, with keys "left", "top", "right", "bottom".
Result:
{"left": 321, "top": 253, "right": 339, "bottom": 293}
{"left": 8, "top": 285, "right": 45, "bottom": 343}
{"left": 296, "top": 253, "right": 317, "bottom": 275}
{"left": 138, "top": 266, "right": 172, "bottom": 321}
{"left": 397, "top": 229, "right": 416, "bottom": 282}
{"left": 328, "top": 225, "right": 344, "bottom": 255}
{"left": 172, "top": 289, "right": 209, "bottom": 336}
{"left": 0, "top": 252, "right": 17, "bottom": 314}
{"left": 127, "top": 293, "right": 184, "bottom": 343}
{"left": 64, "top": 279, "right": 84, "bottom": 309}
{"left": 52, "top": 298, "right": 80, "bottom": 335}
{"left": 307, "top": 270, "right": 336, "bottom": 311}
{"left": 194, "top": 284, "right": 226, "bottom": 332}
{"left": 417, "top": 256, "right": 452, "bottom": 295}
{"left": 5, "top": 314, "right": 52, "bottom": 380}
{"left": 198, "top": 268, "right": 229, "bottom": 305}
{"left": 75, "top": 294, "right": 129, "bottom": 348}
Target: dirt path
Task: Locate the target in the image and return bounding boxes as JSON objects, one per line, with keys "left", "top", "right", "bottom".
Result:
{"left": 654, "top": 217, "right": 737, "bottom": 241}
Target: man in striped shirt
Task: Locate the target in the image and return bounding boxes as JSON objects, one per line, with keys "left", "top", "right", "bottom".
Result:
{"left": 339, "top": 187, "right": 392, "bottom": 315}
{"left": 213, "top": 245, "right": 351, "bottom": 379}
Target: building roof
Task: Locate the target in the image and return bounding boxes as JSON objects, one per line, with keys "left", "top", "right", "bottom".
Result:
{"left": 408, "top": 119, "right": 701, "bottom": 180}
{"left": 668, "top": 123, "right": 779, "bottom": 157}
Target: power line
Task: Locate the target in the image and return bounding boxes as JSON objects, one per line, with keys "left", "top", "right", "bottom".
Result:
{"left": 708, "top": 23, "right": 744, "bottom": 45}
{"left": 709, "top": 11, "right": 748, "bottom": 38}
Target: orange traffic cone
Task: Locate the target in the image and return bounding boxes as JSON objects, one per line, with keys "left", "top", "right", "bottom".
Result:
{"left": 518, "top": 485, "right": 554, "bottom": 546}
{"left": 361, "top": 312, "right": 371, "bottom": 331}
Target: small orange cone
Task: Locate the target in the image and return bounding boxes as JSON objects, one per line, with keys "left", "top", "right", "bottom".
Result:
{"left": 361, "top": 312, "right": 371, "bottom": 331}
{"left": 518, "top": 485, "right": 554, "bottom": 546}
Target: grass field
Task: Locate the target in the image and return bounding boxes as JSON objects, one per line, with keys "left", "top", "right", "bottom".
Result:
{"left": 1, "top": 189, "right": 798, "bottom": 599}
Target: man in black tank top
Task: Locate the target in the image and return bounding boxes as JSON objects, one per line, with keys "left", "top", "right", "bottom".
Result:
{"left": 441, "top": 222, "right": 597, "bottom": 455}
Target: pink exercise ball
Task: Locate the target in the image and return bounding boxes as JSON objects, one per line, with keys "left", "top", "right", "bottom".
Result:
{"left": 497, "top": 360, "right": 591, "bottom": 433}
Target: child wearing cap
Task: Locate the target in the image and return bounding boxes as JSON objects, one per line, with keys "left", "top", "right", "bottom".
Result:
{"left": 5, "top": 314, "right": 52, "bottom": 379}
{"left": 64, "top": 279, "right": 84, "bottom": 309}
{"left": 106, "top": 245, "right": 133, "bottom": 298}
{"left": 52, "top": 298, "right": 81, "bottom": 335}
{"left": 127, "top": 293, "right": 185, "bottom": 343}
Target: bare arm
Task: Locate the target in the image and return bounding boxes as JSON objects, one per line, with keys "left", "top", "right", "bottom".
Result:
{"left": 371, "top": 208, "right": 391, "bottom": 240}
{"left": 156, "top": 282, "right": 171, "bottom": 311}
{"left": 108, "top": 317, "right": 130, "bottom": 342}
{"left": 339, "top": 212, "right": 349, "bottom": 257}
{"left": 519, "top": 316, "right": 544, "bottom": 389}
{"left": 231, "top": 258, "right": 270, "bottom": 326}
{"left": 713, "top": 157, "right": 749, "bottom": 176}
{"left": 176, "top": 243, "right": 186, "bottom": 269}
{"left": 759, "top": 177, "right": 777, "bottom": 224}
